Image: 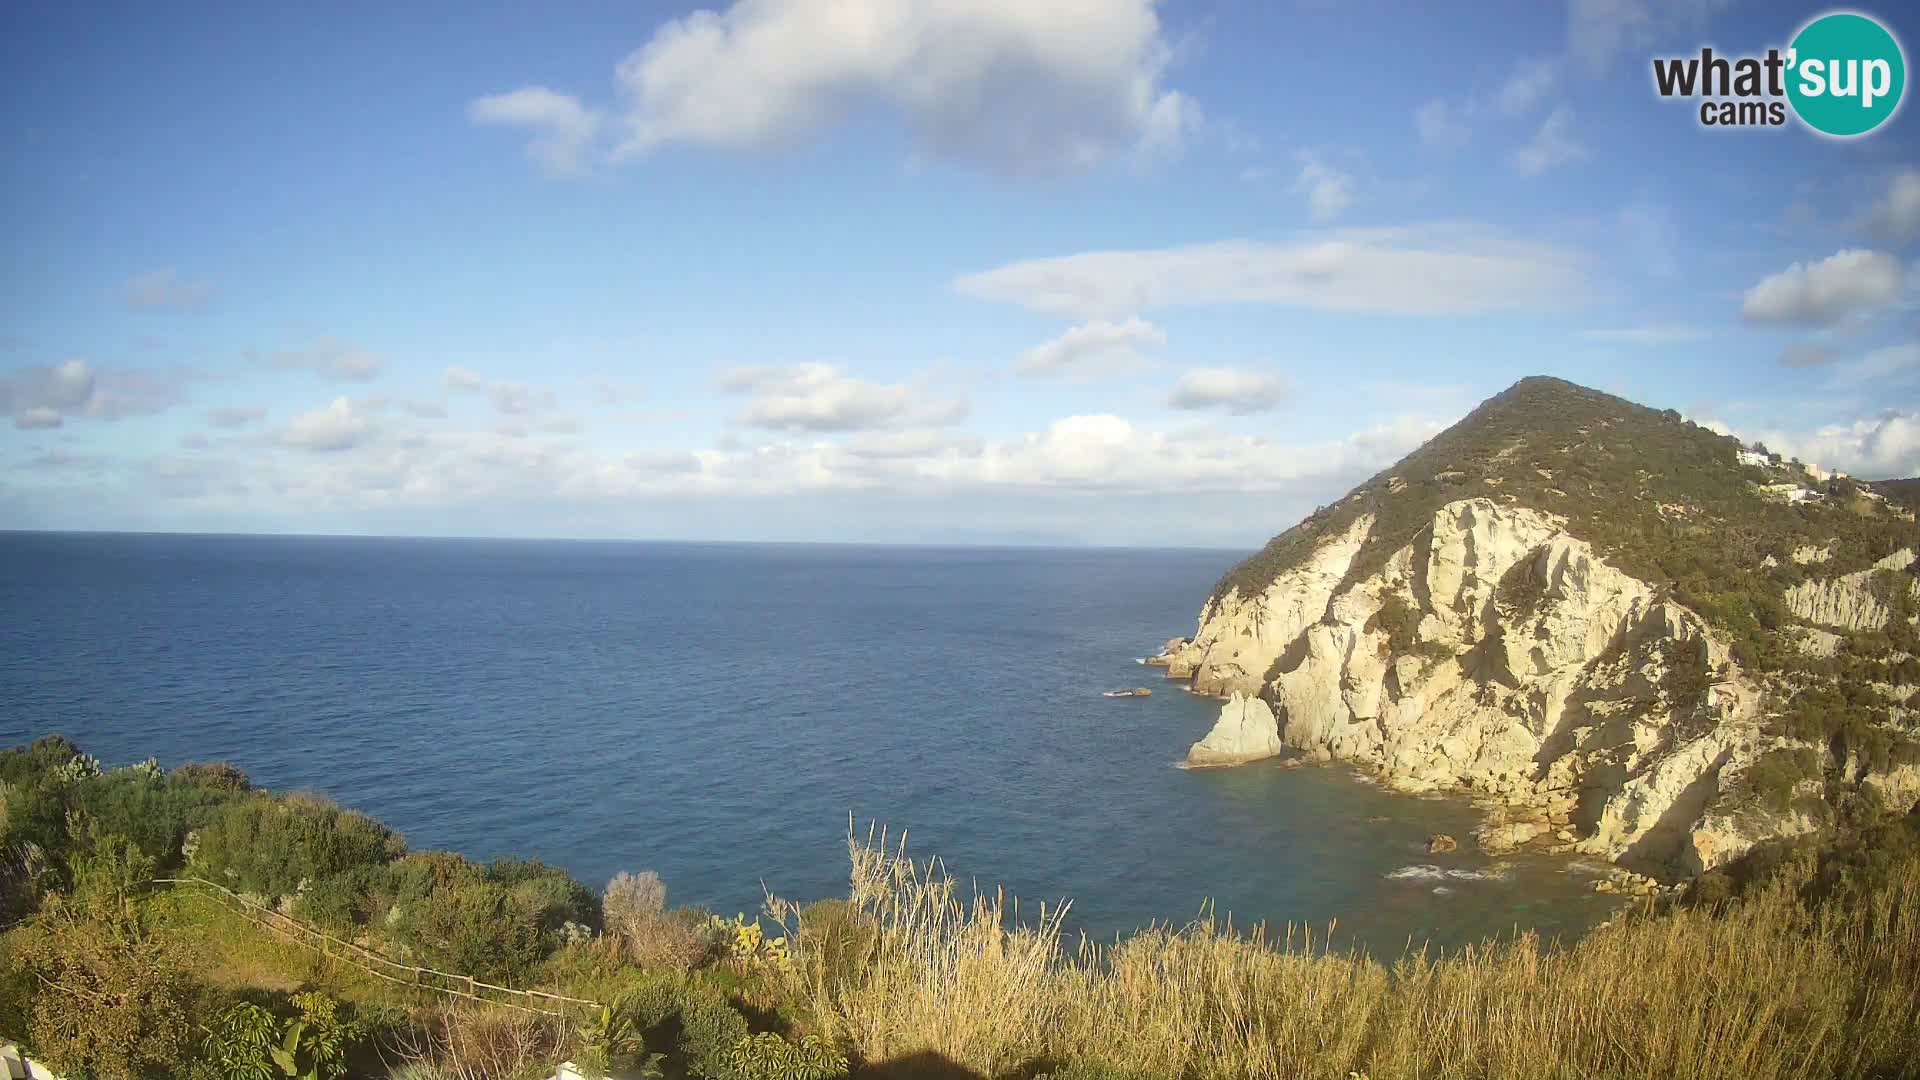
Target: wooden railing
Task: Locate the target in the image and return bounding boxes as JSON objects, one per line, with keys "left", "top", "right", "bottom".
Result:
{"left": 151, "top": 877, "right": 603, "bottom": 1019}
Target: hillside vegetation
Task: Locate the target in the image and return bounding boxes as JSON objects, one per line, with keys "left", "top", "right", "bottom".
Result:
{"left": 5, "top": 737, "right": 1920, "bottom": 1080}
{"left": 1216, "top": 377, "right": 1913, "bottom": 672}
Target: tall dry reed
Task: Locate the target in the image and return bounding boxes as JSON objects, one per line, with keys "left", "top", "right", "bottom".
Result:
{"left": 776, "top": 823, "right": 1920, "bottom": 1080}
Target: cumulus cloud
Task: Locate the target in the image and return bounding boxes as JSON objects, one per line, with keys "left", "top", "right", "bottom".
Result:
{"left": 1581, "top": 324, "right": 1709, "bottom": 345}
{"left": 474, "top": 0, "right": 1200, "bottom": 177}
{"left": 1862, "top": 169, "right": 1920, "bottom": 246}
{"left": 14, "top": 406, "right": 62, "bottom": 430}
{"left": 468, "top": 88, "right": 603, "bottom": 177}
{"left": 1018, "top": 317, "right": 1164, "bottom": 376}
{"left": 207, "top": 406, "right": 267, "bottom": 429}
{"left": 443, "top": 365, "right": 558, "bottom": 416}
{"left": 1, "top": 359, "right": 191, "bottom": 426}
{"left": 1511, "top": 107, "right": 1588, "bottom": 176}
{"left": 1732, "top": 411, "right": 1920, "bottom": 479}
{"left": 283, "top": 397, "right": 376, "bottom": 452}
{"left": 953, "top": 225, "right": 1594, "bottom": 318}
{"left": 716, "top": 363, "right": 955, "bottom": 431}
{"left": 125, "top": 267, "right": 214, "bottom": 311}
{"left": 1293, "top": 152, "right": 1353, "bottom": 222}
{"left": 266, "top": 339, "right": 384, "bottom": 382}
{"left": 1166, "top": 367, "right": 1291, "bottom": 414}
{"left": 1740, "top": 250, "right": 1905, "bottom": 326}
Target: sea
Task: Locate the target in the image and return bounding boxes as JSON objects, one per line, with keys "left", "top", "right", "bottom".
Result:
{"left": 0, "top": 531, "right": 1621, "bottom": 954}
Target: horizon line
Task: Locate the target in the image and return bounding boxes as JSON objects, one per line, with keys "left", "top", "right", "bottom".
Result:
{"left": 0, "top": 526, "right": 1252, "bottom": 554}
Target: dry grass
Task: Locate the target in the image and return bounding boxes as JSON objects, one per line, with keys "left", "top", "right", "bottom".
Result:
{"left": 777, "top": 825, "right": 1920, "bottom": 1080}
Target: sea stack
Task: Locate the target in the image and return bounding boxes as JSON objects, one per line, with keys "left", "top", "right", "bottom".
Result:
{"left": 1185, "top": 692, "right": 1282, "bottom": 767}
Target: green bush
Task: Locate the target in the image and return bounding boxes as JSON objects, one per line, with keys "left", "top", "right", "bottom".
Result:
{"left": 617, "top": 974, "right": 753, "bottom": 1080}
{"left": 1749, "top": 748, "right": 1821, "bottom": 813}
{"left": 488, "top": 856, "right": 598, "bottom": 932}
{"left": 67, "top": 770, "right": 244, "bottom": 871}
{"left": 393, "top": 879, "right": 545, "bottom": 984}
{"left": 191, "top": 792, "right": 404, "bottom": 900}
{"left": 296, "top": 865, "right": 390, "bottom": 930}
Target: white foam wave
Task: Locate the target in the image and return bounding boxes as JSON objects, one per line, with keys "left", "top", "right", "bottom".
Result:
{"left": 1386, "top": 864, "right": 1511, "bottom": 883}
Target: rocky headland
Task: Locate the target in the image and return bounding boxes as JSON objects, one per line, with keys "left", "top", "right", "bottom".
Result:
{"left": 1157, "top": 377, "right": 1919, "bottom": 880}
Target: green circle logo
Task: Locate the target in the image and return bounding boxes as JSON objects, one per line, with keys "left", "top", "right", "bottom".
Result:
{"left": 1787, "top": 12, "right": 1906, "bottom": 137}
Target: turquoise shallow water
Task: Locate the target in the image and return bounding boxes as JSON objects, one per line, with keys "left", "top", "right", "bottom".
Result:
{"left": 0, "top": 531, "right": 1620, "bottom": 954}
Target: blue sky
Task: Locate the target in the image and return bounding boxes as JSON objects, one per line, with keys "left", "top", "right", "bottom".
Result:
{"left": 2, "top": 0, "right": 1916, "bottom": 546}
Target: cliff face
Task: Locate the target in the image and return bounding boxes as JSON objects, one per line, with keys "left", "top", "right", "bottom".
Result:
{"left": 1175, "top": 515, "right": 1920, "bottom": 884}
{"left": 1167, "top": 379, "right": 1920, "bottom": 880}
{"left": 1173, "top": 498, "right": 1778, "bottom": 875}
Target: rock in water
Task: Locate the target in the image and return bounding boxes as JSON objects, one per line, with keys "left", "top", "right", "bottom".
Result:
{"left": 1428, "top": 833, "right": 1458, "bottom": 854}
{"left": 1185, "top": 692, "right": 1282, "bottom": 766}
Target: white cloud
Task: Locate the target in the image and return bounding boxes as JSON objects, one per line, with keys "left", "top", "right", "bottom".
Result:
{"left": 125, "top": 267, "right": 214, "bottom": 311}
{"left": 1734, "top": 411, "right": 1920, "bottom": 479}
{"left": 1166, "top": 367, "right": 1292, "bottom": 414}
{"left": 1740, "top": 249, "right": 1905, "bottom": 326}
{"left": 1581, "top": 324, "right": 1709, "bottom": 345}
{"left": 1414, "top": 99, "right": 1472, "bottom": 148}
{"left": 442, "top": 365, "right": 558, "bottom": 416}
{"left": 207, "top": 406, "right": 267, "bottom": 429}
{"left": 283, "top": 397, "right": 376, "bottom": 452}
{"left": 267, "top": 339, "right": 384, "bottom": 382}
{"left": 1512, "top": 107, "right": 1588, "bottom": 176}
{"left": 1293, "top": 152, "right": 1353, "bottom": 222}
{"left": 1862, "top": 168, "right": 1920, "bottom": 246}
{"left": 476, "top": 0, "right": 1199, "bottom": 178}
{"left": 717, "top": 362, "right": 948, "bottom": 431}
{"left": 468, "top": 88, "right": 603, "bottom": 177}
{"left": 1570, "top": 0, "right": 1727, "bottom": 71}
{"left": 1827, "top": 343, "right": 1920, "bottom": 389}
{"left": 1, "top": 359, "right": 192, "bottom": 425}
{"left": 1496, "top": 58, "right": 1556, "bottom": 114}
{"left": 953, "top": 225, "right": 1595, "bottom": 318}
{"left": 1018, "top": 316, "right": 1164, "bottom": 376}
{"left": 14, "top": 406, "right": 62, "bottom": 430}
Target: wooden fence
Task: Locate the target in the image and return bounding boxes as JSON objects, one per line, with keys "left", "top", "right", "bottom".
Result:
{"left": 150, "top": 877, "right": 603, "bottom": 1019}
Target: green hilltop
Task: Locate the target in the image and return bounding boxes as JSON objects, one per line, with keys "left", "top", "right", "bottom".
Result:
{"left": 1215, "top": 376, "right": 1916, "bottom": 673}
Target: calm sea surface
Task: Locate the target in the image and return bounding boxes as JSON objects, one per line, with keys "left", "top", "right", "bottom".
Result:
{"left": 0, "top": 532, "right": 1619, "bottom": 953}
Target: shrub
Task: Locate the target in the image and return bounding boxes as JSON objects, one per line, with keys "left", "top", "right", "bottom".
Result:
{"left": 191, "top": 793, "right": 403, "bottom": 900}
{"left": 1748, "top": 748, "right": 1821, "bottom": 813}
{"left": 606, "top": 870, "right": 668, "bottom": 927}
{"left": 391, "top": 1004, "right": 565, "bottom": 1080}
{"left": 296, "top": 865, "right": 390, "bottom": 930}
{"left": 395, "top": 879, "right": 546, "bottom": 984}
{"left": 171, "top": 761, "right": 253, "bottom": 792}
{"left": 606, "top": 871, "right": 712, "bottom": 970}
{"left": 68, "top": 769, "right": 244, "bottom": 872}
{"left": 489, "top": 856, "right": 598, "bottom": 933}
{"left": 618, "top": 974, "right": 752, "bottom": 1079}
{"left": 13, "top": 899, "right": 197, "bottom": 1080}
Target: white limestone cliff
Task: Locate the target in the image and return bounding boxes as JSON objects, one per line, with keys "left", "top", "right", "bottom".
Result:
{"left": 1170, "top": 497, "right": 1794, "bottom": 877}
